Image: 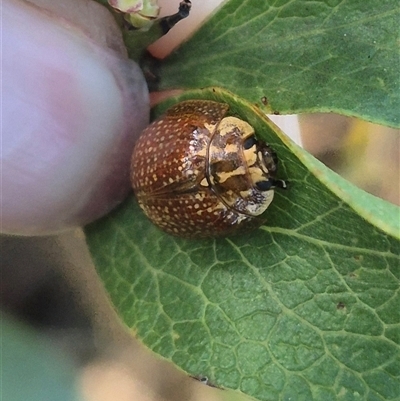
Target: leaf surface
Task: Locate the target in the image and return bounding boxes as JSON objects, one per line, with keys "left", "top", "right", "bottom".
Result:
{"left": 156, "top": 0, "right": 400, "bottom": 127}
{"left": 86, "top": 89, "right": 400, "bottom": 401}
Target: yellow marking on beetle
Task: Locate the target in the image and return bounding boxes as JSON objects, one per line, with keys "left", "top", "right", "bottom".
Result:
{"left": 204, "top": 122, "right": 217, "bottom": 134}
{"left": 249, "top": 166, "right": 266, "bottom": 184}
{"left": 200, "top": 178, "right": 208, "bottom": 187}
{"left": 208, "top": 144, "right": 223, "bottom": 159}
{"left": 224, "top": 143, "right": 240, "bottom": 153}
{"left": 213, "top": 202, "right": 226, "bottom": 210}
{"left": 216, "top": 166, "right": 246, "bottom": 183}
{"left": 218, "top": 117, "right": 254, "bottom": 137}
{"left": 243, "top": 147, "right": 257, "bottom": 166}
{"left": 240, "top": 189, "right": 252, "bottom": 198}
{"left": 258, "top": 151, "right": 270, "bottom": 174}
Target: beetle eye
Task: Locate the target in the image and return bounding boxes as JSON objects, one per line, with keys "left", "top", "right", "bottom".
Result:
{"left": 255, "top": 180, "right": 273, "bottom": 191}
{"left": 243, "top": 136, "right": 257, "bottom": 149}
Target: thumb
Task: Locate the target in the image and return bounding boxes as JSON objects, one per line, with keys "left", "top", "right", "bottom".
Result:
{"left": 2, "top": 0, "right": 149, "bottom": 235}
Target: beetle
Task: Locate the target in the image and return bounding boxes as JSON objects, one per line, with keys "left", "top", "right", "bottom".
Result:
{"left": 130, "top": 100, "right": 286, "bottom": 238}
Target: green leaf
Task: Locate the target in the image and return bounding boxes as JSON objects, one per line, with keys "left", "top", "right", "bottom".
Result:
{"left": 156, "top": 0, "right": 400, "bottom": 128}
{"left": 86, "top": 89, "right": 400, "bottom": 401}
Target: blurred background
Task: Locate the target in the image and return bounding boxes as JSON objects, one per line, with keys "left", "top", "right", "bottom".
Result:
{"left": 2, "top": 1, "right": 399, "bottom": 401}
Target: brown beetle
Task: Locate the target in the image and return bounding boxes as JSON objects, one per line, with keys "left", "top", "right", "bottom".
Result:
{"left": 131, "top": 100, "right": 286, "bottom": 238}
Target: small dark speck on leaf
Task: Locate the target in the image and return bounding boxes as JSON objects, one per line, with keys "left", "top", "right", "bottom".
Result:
{"left": 190, "top": 376, "right": 222, "bottom": 389}
{"left": 337, "top": 302, "right": 346, "bottom": 309}
{"left": 261, "top": 96, "right": 268, "bottom": 106}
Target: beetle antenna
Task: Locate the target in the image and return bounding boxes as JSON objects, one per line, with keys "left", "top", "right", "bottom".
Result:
{"left": 272, "top": 179, "right": 287, "bottom": 189}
